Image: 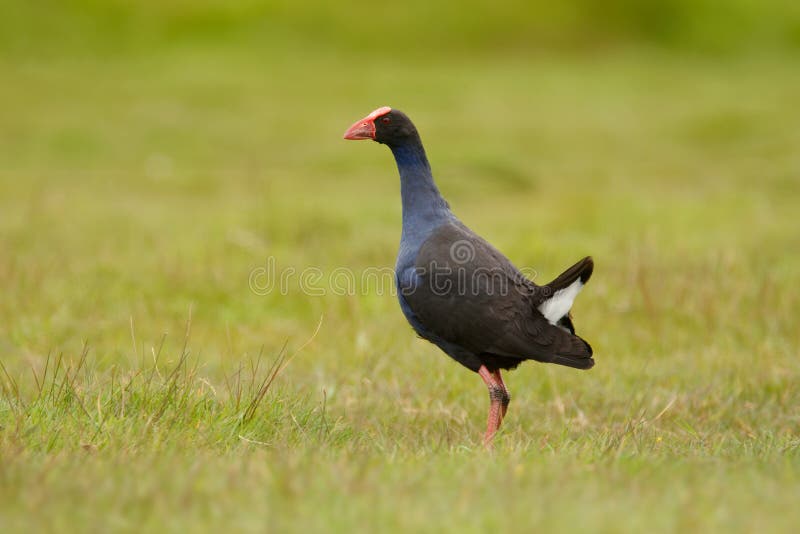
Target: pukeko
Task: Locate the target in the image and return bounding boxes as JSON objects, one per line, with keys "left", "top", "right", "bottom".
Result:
{"left": 344, "top": 107, "right": 595, "bottom": 446}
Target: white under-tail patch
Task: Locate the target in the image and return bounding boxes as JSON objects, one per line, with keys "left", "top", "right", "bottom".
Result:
{"left": 538, "top": 279, "right": 584, "bottom": 325}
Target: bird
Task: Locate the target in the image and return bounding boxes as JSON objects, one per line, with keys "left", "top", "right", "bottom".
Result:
{"left": 343, "top": 107, "right": 595, "bottom": 446}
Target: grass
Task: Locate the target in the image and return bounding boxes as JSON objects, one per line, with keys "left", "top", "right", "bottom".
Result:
{"left": 1, "top": 44, "right": 799, "bottom": 532}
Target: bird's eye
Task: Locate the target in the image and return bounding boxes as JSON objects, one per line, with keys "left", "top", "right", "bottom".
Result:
{"left": 381, "top": 117, "right": 391, "bottom": 124}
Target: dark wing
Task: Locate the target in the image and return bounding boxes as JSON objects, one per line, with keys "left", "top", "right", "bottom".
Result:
{"left": 402, "top": 223, "right": 593, "bottom": 369}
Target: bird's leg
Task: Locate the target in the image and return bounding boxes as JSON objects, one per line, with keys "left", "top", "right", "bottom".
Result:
{"left": 478, "top": 365, "right": 509, "bottom": 446}
{"left": 490, "top": 369, "right": 511, "bottom": 420}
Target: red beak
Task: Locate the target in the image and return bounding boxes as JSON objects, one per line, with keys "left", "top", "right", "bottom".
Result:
{"left": 343, "top": 119, "right": 376, "bottom": 140}
{"left": 343, "top": 106, "right": 392, "bottom": 140}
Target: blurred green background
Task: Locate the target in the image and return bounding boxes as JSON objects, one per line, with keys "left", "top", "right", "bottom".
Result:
{"left": 1, "top": 2, "right": 799, "bottom": 533}
{"left": 4, "top": 0, "right": 800, "bottom": 56}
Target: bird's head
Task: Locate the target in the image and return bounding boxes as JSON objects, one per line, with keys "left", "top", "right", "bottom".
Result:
{"left": 343, "top": 107, "right": 418, "bottom": 146}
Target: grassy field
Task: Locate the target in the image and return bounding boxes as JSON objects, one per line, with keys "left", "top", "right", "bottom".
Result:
{"left": 1, "top": 29, "right": 800, "bottom": 533}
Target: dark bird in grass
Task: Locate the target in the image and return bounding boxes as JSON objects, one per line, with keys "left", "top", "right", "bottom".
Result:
{"left": 344, "top": 107, "right": 595, "bottom": 446}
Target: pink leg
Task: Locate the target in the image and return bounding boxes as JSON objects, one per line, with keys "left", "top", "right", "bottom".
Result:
{"left": 490, "top": 369, "right": 511, "bottom": 419}
{"left": 478, "top": 366, "right": 510, "bottom": 447}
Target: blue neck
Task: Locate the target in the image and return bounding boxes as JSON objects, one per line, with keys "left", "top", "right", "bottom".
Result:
{"left": 390, "top": 139, "right": 451, "bottom": 235}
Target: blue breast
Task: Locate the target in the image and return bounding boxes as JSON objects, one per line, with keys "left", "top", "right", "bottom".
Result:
{"left": 389, "top": 134, "right": 456, "bottom": 339}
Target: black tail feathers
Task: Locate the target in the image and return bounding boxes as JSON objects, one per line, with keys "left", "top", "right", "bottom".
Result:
{"left": 548, "top": 256, "right": 594, "bottom": 292}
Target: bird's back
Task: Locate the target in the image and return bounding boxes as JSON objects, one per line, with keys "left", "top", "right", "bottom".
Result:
{"left": 398, "top": 222, "right": 593, "bottom": 371}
